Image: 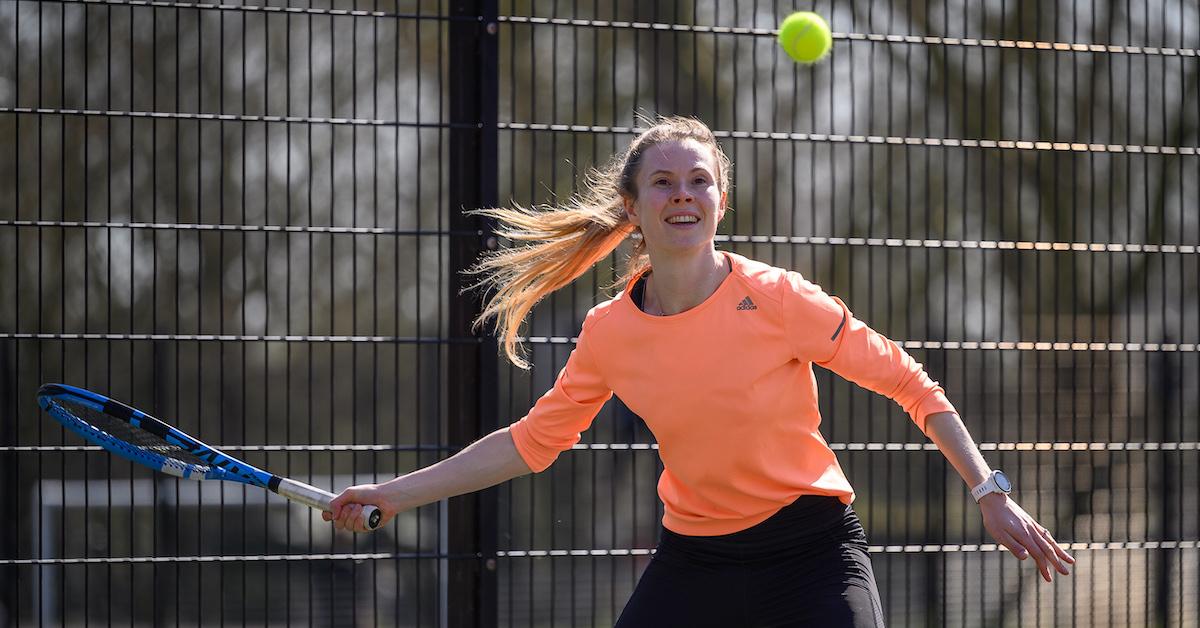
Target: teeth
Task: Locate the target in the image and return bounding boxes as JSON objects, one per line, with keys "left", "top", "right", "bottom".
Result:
{"left": 666, "top": 215, "right": 699, "bottom": 224}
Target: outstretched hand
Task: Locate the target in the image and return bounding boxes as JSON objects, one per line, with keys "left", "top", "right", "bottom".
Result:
{"left": 325, "top": 483, "right": 401, "bottom": 533}
{"left": 979, "top": 493, "right": 1075, "bottom": 582}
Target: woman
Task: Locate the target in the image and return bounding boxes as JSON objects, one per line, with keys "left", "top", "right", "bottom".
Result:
{"left": 326, "top": 117, "right": 1075, "bottom": 626}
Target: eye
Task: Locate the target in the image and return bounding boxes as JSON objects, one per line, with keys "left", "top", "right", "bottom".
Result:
{"left": 693, "top": 176, "right": 709, "bottom": 185}
{"left": 655, "top": 178, "right": 670, "bottom": 186}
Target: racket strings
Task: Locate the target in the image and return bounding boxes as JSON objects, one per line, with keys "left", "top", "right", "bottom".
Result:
{"left": 59, "top": 399, "right": 212, "bottom": 471}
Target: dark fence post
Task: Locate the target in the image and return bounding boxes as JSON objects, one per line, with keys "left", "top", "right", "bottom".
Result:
{"left": 0, "top": 342, "right": 15, "bottom": 624}
{"left": 447, "top": 1, "right": 498, "bottom": 626}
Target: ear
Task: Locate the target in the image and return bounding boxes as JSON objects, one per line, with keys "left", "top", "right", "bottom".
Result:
{"left": 717, "top": 191, "right": 728, "bottom": 222}
{"left": 623, "top": 195, "right": 642, "bottom": 227}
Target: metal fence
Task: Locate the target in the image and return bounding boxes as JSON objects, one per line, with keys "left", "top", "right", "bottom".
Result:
{"left": 2, "top": 1, "right": 1198, "bottom": 626}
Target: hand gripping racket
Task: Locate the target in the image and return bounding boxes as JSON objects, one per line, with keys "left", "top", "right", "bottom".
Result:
{"left": 37, "top": 383, "right": 382, "bottom": 530}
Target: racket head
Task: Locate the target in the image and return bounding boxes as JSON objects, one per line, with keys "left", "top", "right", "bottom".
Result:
{"left": 37, "top": 383, "right": 273, "bottom": 488}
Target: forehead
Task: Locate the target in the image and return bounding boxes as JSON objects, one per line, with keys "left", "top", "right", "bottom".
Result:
{"left": 638, "top": 138, "right": 718, "bottom": 176}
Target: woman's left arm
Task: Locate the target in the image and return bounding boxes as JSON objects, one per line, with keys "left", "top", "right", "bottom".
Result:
{"left": 924, "top": 411, "right": 1076, "bottom": 582}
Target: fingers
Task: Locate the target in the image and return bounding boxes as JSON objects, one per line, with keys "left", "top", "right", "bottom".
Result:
{"left": 1031, "top": 525, "right": 1071, "bottom": 578}
{"left": 995, "top": 528, "right": 1026, "bottom": 561}
{"left": 332, "top": 502, "right": 365, "bottom": 532}
{"left": 1022, "top": 528, "right": 1057, "bottom": 582}
{"left": 1036, "top": 525, "right": 1076, "bottom": 571}
{"left": 325, "top": 485, "right": 380, "bottom": 533}
{"left": 1011, "top": 523, "right": 1070, "bottom": 582}
{"left": 984, "top": 498, "right": 1076, "bottom": 583}
{"left": 994, "top": 526, "right": 1053, "bottom": 582}
{"left": 326, "top": 490, "right": 353, "bottom": 524}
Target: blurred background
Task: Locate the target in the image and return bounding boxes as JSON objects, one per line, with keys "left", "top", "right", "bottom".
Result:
{"left": 1, "top": 0, "right": 1198, "bottom": 626}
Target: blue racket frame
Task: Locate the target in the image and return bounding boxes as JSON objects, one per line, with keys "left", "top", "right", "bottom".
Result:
{"left": 37, "top": 383, "right": 278, "bottom": 490}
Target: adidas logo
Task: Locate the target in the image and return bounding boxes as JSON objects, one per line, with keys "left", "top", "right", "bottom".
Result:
{"left": 736, "top": 296, "right": 757, "bottom": 311}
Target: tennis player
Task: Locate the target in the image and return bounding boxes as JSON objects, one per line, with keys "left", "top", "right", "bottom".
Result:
{"left": 328, "top": 116, "right": 1075, "bottom": 626}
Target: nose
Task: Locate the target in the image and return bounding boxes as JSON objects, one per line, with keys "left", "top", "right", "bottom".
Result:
{"left": 671, "top": 185, "right": 693, "bottom": 204}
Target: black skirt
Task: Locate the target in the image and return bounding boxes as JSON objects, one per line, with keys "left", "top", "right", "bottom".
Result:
{"left": 614, "top": 495, "right": 885, "bottom": 627}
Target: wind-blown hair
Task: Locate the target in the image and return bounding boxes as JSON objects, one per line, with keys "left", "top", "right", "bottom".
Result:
{"left": 467, "top": 116, "right": 732, "bottom": 368}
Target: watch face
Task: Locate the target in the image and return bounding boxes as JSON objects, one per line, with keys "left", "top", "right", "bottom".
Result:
{"left": 994, "top": 471, "right": 1012, "bottom": 493}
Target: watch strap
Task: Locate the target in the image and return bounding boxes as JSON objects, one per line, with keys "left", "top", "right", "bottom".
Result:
{"left": 971, "top": 471, "right": 1006, "bottom": 502}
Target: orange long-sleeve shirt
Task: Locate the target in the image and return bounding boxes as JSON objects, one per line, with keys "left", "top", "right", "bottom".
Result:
{"left": 508, "top": 251, "right": 957, "bottom": 536}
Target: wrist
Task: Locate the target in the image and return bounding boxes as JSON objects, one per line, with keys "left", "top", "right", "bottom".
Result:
{"left": 970, "top": 469, "right": 1013, "bottom": 502}
{"left": 978, "top": 491, "right": 1008, "bottom": 509}
{"left": 381, "top": 475, "right": 418, "bottom": 511}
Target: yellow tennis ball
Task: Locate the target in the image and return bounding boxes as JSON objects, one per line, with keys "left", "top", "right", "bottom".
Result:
{"left": 778, "top": 12, "right": 832, "bottom": 64}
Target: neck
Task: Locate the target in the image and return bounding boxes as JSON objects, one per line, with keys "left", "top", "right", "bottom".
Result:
{"left": 643, "top": 248, "right": 730, "bottom": 316}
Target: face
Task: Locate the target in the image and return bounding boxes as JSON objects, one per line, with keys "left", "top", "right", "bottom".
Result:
{"left": 623, "top": 138, "right": 726, "bottom": 257}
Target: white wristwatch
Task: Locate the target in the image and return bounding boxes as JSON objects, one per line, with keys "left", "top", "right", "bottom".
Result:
{"left": 970, "top": 470, "right": 1012, "bottom": 502}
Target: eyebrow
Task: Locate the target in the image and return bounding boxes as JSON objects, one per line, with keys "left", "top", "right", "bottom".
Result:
{"left": 646, "top": 168, "right": 713, "bottom": 178}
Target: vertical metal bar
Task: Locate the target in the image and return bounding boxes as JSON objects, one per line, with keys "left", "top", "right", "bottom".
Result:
{"left": 187, "top": 7, "right": 201, "bottom": 624}
{"left": 37, "top": 2, "right": 59, "bottom": 624}
{"left": 261, "top": 8, "right": 273, "bottom": 622}
{"left": 0, "top": 340, "right": 14, "bottom": 622}
{"left": 391, "top": 5, "right": 403, "bottom": 623}
{"left": 350, "top": 7, "right": 361, "bottom": 625}
{"left": 305, "top": 4, "right": 315, "bottom": 622}
{"left": 239, "top": 6, "right": 249, "bottom": 622}
{"left": 447, "top": 0, "right": 499, "bottom": 625}
{"left": 240, "top": 6, "right": 249, "bottom": 624}
{"left": 548, "top": 3, "right": 560, "bottom": 622}
{"left": 368, "top": 3, "right": 380, "bottom": 617}
{"left": 165, "top": 4, "right": 183, "bottom": 626}
{"left": 368, "top": 4, "right": 381, "bottom": 626}
{"left": 0, "top": 0, "right": 17, "bottom": 572}
{"left": 216, "top": 5, "right": 227, "bottom": 622}
{"left": 413, "top": 1, "right": 426, "bottom": 624}
{"left": 505, "top": 7, "right": 520, "bottom": 624}
{"left": 327, "top": 8, "right": 337, "bottom": 620}
{"left": 5, "top": 0, "right": 23, "bottom": 622}
{"left": 284, "top": 6, "right": 295, "bottom": 622}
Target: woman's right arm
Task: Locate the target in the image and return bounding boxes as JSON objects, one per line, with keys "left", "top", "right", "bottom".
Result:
{"left": 325, "top": 427, "right": 532, "bottom": 532}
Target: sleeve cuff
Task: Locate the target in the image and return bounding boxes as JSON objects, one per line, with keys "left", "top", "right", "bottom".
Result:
{"left": 913, "top": 391, "right": 958, "bottom": 435}
{"left": 508, "top": 418, "right": 560, "bottom": 473}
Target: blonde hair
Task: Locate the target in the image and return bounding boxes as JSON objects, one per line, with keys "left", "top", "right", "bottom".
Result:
{"left": 467, "top": 116, "right": 732, "bottom": 368}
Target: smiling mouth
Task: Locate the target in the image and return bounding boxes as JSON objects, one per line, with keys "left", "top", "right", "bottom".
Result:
{"left": 665, "top": 216, "right": 700, "bottom": 224}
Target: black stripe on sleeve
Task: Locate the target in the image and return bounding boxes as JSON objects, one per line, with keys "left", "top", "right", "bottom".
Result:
{"left": 830, "top": 311, "right": 847, "bottom": 342}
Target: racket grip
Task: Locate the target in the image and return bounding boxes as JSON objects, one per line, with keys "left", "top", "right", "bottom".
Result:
{"left": 361, "top": 505, "right": 383, "bottom": 530}
{"left": 276, "top": 478, "right": 383, "bottom": 531}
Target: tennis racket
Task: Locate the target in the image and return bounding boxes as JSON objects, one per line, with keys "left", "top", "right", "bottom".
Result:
{"left": 37, "top": 383, "right": 382, "bottom": 530}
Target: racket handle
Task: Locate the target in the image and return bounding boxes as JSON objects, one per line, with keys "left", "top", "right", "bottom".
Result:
{"left": 276, "top": 478, "right": 383, "bottom": 531}
{"left": 361, "top": 505, "right": 383, "bottom": 530}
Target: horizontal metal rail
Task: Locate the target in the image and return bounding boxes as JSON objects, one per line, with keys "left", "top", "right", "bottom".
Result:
{"left": 497, "top": 121, "right": 1200, "bottom": 156}
{"left": 497, "top": 15, "right": 1200, "bottom": 59}
{"left": 497, "top": 540, "right": 1200, "bottom": 558}
{"left": 5, "top": 540, "right": 1195, "bottom": 564}
{"left": 0, "top": 333, "right": 480, "bottom": 344}
{"left": 0, "top": 443, "right": 454, "bottom": 452}
{"left": 519, "top": 336, "right": 1200, "bottom": 353}
{"left": 8, "top": 441, "right": 1195, "bottom": 453}
{"left": 0, "top": 220, "right": 469, "bottom": 237}
{"left": 4, "top": 221, "right": 1194, "bottom": 256}
{"left": 1, "top": 551, "right": 473, "bottom": 565}
{"left": 41, "top": 0, "right": 472, "bottom": 20}
{"left": 0, "top": 107, "right": 471, "bottom": 128}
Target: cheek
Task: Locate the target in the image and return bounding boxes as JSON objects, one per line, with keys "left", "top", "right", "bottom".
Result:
{"left": 706, "top": 189, "right": 723, "bottom": 210}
